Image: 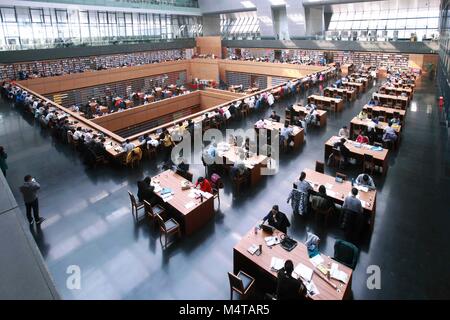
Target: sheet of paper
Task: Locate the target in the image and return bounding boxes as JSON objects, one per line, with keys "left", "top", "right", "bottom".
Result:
{"left": 162, "top": 196, "right": 173, "bottom": 202}
{"left": 294, "top": 263, "right": 313, "bottom": 282}
{"left": 309, "top": 254, "right": 325, "bottom": 267}
{"left": 270, "top": 257, "right": 285, "bottom": 271}
{"left": 247, "top": 244, "right": 258, "bottom": 255}
{"left": 325, "top": 183, "right": 333, "bottom": 190}
{"left": 185, "top": 202, "right": 195, "bottom": 209}
{"left": 305, "top": 280, "right": 320, "bottom": 297}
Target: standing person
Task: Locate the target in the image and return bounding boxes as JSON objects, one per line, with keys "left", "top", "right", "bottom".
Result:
{"left": 0, "top": 146, "right": 7, "bottom": 177}
{"left": 19, "top": 175, "right": 44, "bottom": 225}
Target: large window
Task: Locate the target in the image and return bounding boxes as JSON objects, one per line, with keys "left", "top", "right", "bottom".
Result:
{"left": 220, "top": 11, "right": 260, "bottom": 40}
{"left": 0, "top": 6, "right": 202, "bottom": 50}
{"left": 326, "top": 0, "right": 440, "bottom": 41}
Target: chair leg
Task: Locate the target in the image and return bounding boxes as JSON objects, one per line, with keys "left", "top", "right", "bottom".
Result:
{"left": 230, "top": 288, "right": 233, "bottom": 300}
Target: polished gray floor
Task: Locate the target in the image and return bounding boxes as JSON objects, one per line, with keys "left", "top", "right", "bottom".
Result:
{"left": 1, "top": 75, "right": 449, "bottom": 299}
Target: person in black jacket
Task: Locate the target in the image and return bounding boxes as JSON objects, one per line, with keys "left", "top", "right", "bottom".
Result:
{"left": 261, "top": 205, "right": 291, "bottom": 234}
{"left": 276, "top": 260, "right": 307, "bottom": 300}
{"left": 137, "top": 176, "right": 155, "bottom": 204}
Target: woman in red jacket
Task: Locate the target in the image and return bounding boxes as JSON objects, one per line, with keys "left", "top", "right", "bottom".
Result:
{"left": 195, "top": 177, "right": 212, "bottom": 194}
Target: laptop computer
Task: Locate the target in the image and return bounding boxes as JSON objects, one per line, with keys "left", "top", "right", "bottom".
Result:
{"left": 260, "top": 223, "right": 274, "bottom": 234}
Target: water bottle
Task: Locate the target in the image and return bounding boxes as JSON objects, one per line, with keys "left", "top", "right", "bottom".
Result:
{"left": 200, "top": 193, "right": 204, "bottom": 203}
{"left": 351, "top": 178, "right": 354, "bottom": 187}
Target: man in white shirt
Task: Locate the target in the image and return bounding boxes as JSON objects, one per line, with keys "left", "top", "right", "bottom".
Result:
{"left": 122, "top": 139, "right": 136, "bottom": 153}
{"left": 355, "top": 173, "right": 376, "bottom": 190}
{"left": 338, "top": 126, "right": 349, "bottom": 139}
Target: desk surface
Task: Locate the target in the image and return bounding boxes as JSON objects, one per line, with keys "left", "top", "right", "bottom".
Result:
{"left": 152, "top": 170, "right": 213, "bottom": 216}
{"left": 303, "top": 168, "right": 376, "bottom": 213}
{"left": 324, "top": 87, "right": 355, "bottom": 94}
{"left": 364, "top": 105, "right": 406, "bottom": 116}
{"left": 218, "top": 144, "right": 267, "bottom": 169}
{"left": 380, "top": 86, "right": 412, "bottom": 93}
{"left": 256, "top": 119, "right": 304, "bottom": 136}
{"left": 293, "top": 104, "right": 327, "bottom": 116}
{"left": 350, "top": 117, "right": 401, "bottom": 133}
{"left": 342, "top": 81, "right": 363, "bottom": 87}
{"left": 233, "top": 228, "right": 353, "bottom": 300}
{"left": 308, "top": 95, "right": 343, "bottom": 103}
{"left": 373, "top": 92, "right": 409, "bottom": 102}
{"left": 325, "top": 136, "right": 389, "bottom": 162}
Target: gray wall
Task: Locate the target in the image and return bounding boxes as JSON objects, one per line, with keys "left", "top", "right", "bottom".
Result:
{"left": 223, "top": 39, "right": 440, "bottom": 54}
{"left": 0, "top": 173, "right": 59, "bottom": 299}
{"left": 202, "top": 14, "right": 221, "bottom": 36}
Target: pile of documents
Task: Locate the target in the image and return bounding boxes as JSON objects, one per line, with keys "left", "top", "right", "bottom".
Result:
{"left": 270, "top": 257, "right": 285, "bottom": 271}
{"left": 264, "top": 236, "right": 280, "bottom": 247}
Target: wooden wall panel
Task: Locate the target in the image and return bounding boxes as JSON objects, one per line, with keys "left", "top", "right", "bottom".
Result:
{"left": 196, "top": 36, "right": 222, "bottom": 58}
{"left": 92, "top": 92, "right": 201, "bottom": 132}
{"left": 18, "top": 60, "right": 190, "bottom": 94}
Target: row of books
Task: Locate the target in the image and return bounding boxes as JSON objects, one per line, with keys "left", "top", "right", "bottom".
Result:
{"left": 0, "top": 49, "right": 189, "bottom": 81}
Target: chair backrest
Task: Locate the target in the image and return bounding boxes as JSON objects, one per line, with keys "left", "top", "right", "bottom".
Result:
{"left": 227, "top": 272, "right": 244, "bottom": 293}
{"left": 315, "top": 160, "right": 325, "bottom": 173}
{"left": 210, "top": 173, "right": 224, "bottom": 189}
{"left": 143, "top": 200, "right": 153, "bottom": 216}
{"left": 128, "top": 191, "right": 137, "bottom": 207}
{"left": 155, "top": 213, "right": 166, "bottom": 233}
{"left": 333, "top": 239, "right": 359, "bottom": 269}
{"left": 185, "top": 171, "right": 194, "bottom": 182}
{"left": 336, "top": 172, "right": 347, "bottom": 181}
{"left": 364, "top": 153, "right": 374, "bottom": 162}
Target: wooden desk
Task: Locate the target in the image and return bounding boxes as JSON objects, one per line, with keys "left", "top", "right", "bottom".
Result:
{"left": 99, "top": 106, "right": 109, "bottom": 114}
{"left": 233, "top": 228, "right": 353, "bottom": 300}
{"left": 373, "top": 92, "right": 409, "bottom": 109}
{"left": 303, "top": 168, "right": 376, "bottom": 218}
{"left": 364, "top": 105, "right": 406, "bottom": 122}
{"left": 350, "top": 117, "right": 401, "bottom": 141}
{"left": 379, "top": 86, "right": 413, "bottom": 98}
{"left": 324, "top": 87, "right": 356, "bottom": 101}
{"left": 324, "top": 136, "right": 389, "bottom": 175}
{"left": 152, "top": 170, "right": 214, "bottom": 236}
{"left": 348, "top": 77, "right": 368, "bottom": 90}
{"left": 218, "top": 144, "right": 267, "bottom": 187}
{"left": 255, "top": 119, "right": 305, "bottom": 151}
{"left": 342, "top": 81, "right": 364, "bottom": 94}
{"left": 341, "top": 63, "right": 354, "bottom": 76}
{"left": 246, "top": 87, "right": 260, "bottom": 94}
{"left": 287, "top": 104, "right": 327, "bottom": 127}
{"left": 350, "top": 72, "right": 372, "bottom": 82}
{"left": 308, "top": 95, "right": 344, "bottom": 112}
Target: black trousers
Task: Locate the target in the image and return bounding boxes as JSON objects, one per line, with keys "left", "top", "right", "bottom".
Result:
{"left": 25, "top": 198, "right": 40, "bottom": 222}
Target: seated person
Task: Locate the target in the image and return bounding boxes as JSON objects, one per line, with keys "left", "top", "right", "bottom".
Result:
{"left": 126, "top": 147, "right": 142, "bottom": 164}
{"left": 355, "top": 173, "right": 376, "bottom": 190}
{"left": 122, "top": 139, "right": 136, "bottom": 153}
{"left": 338, "top": 125, "right": 349, "bottom": 139}
{"left": 367, "top": 98, "right": 376, "bottom": 106}
{"left": 311, "top": 185, "right": 335, "bottom": 213}
{"left": 137, "top": 176, "right": 156, "bottom": 204}
{"left": 389, "top": 115, "right": 401, "bottom": 126}
{"left": 357, "top": 108, "right": 368, "bottom": 120}
{"left": 356, "top": 130, "right": 370, "bottom": 144}
{"left": 333, "top": 137, "right": 351, "bottom": 165}
{"left": 291, "top": 115, "right": 303, "bottom": 128}
{"left": 195, "top": 177, "right": 212, "bottom": 194}
{"left": 276, "top": 260, "right": 307, "bottom": 300}
{"left": 269, "top": 111, "right": 281, "bottom": 122}
{"left": 255, "top": 118, "right": 265, "bottom": 129}
{"left": 382, "top": 123, "right": 398, "bottom": 142}
{"left": 231, "top": 152, "right": 247, "bottom": 178}
{"left": 260, "top": 205, "right": 291, "bottom": 234}
{"left": 280, "top": 122, "right": 293, "bottom": 146}
{"left": 343, "top": 188, "right": 363, "bottom": 214}
{"left": 176, "top": 157, "right": 190, "bottom": 174}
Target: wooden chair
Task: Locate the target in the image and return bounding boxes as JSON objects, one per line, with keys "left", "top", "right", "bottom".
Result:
{"left": 233, "top": 172, "right": 247, "bottom": 194}
{"left": 315, "top": 160, "right": 325, "bottom": 173}
{"left": 330, "top": 100, "right": 336, "bottom": 111}
{"left": 210, "top": 173, "right": 224, "bottom": 206}
{"left": 314, "top": 206, "right": 334, "bottom": 227}
{"left": 336, "top": 172, "right": 347, "bottom": 181}
{"left": 228, "top": 271, "right": 255, "bottom": 300}
{"left": 363, "top": 154, "right": 375, "bottom": 175}
{"left": 128, "top": 191, "right": 145, "bottom": 221}
{"left": 332, "top": 147, "right": 344, "bottom": 168}
{"left": 155, "top": 213, "right": 181, "bottom": 249}
{"left": 143, "top": 200, "right": 165, "bottom": 222}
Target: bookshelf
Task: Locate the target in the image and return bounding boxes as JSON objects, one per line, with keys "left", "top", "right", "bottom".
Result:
{"left": 0, "top": 49, "right": 187, "bottom": 81}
